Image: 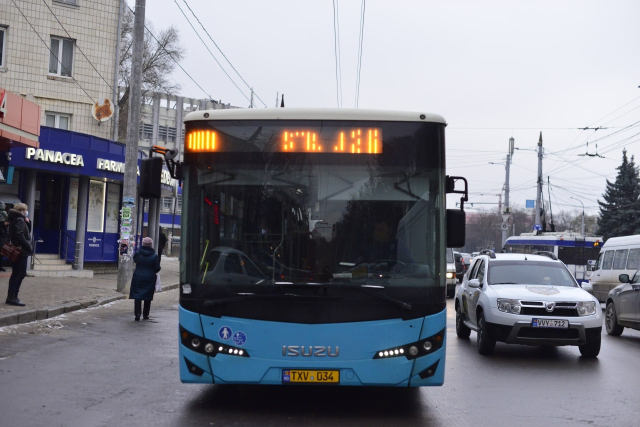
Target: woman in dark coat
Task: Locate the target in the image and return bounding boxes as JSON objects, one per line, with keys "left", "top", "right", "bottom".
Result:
{"left": 129, "top": 237, "right": 161, "bottom": 321}
{"left": 6, "top": 203, "right": 33, "bottom": 306}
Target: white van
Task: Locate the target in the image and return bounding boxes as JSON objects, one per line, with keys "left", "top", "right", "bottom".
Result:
{"left": 589, "top": 235, "right": 640, "bottom": 302}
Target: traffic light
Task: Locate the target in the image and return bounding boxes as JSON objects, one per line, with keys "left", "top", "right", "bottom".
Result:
{"left": 139, "top": 157, "right": 162, "bottom": 198}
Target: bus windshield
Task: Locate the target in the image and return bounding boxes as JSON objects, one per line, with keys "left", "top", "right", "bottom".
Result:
{"left": 180, "top": 119, "right": 446, "bottom": 323}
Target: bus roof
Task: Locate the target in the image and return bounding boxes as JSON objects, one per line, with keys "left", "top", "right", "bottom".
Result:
{"left": 506, "top": 232, "right": 603, "bottom": 242}
{"left": 183, "top": 108, "right": 447, "bottom": 125}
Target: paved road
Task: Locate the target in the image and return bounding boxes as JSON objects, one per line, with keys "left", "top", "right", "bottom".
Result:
{"left": 1, "top": 294, "right": 639, "bottom": 427}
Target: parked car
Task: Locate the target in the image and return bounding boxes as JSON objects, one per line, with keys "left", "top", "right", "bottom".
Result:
{"left": 604, "top": 271, "right": 640, "bottom": 336}
{"left": 454, "top": 251, "right": 468, "bottom": 283}
{"left": 446, "top": 247, "right": 456, "bottom": 297}
{"left": 455, "top": 250, "right": 603, "bottom": 357}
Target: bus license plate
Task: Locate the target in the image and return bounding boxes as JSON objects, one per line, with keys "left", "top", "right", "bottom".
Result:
{"left": 282, "top": 370, "right": 339, "bottom": 384}
{"left": 532, "top": 318, "right": 569, "bottom": 328}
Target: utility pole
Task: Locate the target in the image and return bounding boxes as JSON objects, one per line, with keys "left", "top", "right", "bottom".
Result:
{"left": 250, "top": 88, "right": 254, "bottom": 108}
{"left": 501, "top": 137, "right": 513, "bottom": 249}
{"left": 535, "top": 132, "right": 543, "bottom": 229}
{"left": 117, "top": 0, "right": 146, "bottom": 293}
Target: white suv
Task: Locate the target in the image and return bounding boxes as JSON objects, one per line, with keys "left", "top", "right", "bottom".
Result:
{"left": 454, "top": 250, "right": 603, "bottom": 357}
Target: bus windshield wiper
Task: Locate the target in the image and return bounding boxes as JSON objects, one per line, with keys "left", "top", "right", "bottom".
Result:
{"left": 349, "top": 285, "right": 413, "bottom": 311}
{"left": 274, "top": 283, "right": 413, "bottom": 311}
{"left": 203, "top": 292, "right": 338, "bottom": 306}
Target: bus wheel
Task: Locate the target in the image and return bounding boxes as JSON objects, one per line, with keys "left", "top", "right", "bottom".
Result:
{"left": 456, "top": 303, "right": 471, "bottom": 338}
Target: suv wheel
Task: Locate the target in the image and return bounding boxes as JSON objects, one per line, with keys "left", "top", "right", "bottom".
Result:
{"left": 605, "top": 302, "right": 624, "bottom": 336}
{"left": 456, "top": 303, "right": 471, "bottom": 338}
{"left": 477, "top": 312, "right": 496, "bottom": 356}
{"left": 579, "top": 335, "right": 601, "bottom": 358}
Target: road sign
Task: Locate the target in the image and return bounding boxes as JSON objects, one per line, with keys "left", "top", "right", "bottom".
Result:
{"left": 526, "top": 200, "right": 535, "bottom": 209}
{"left": 533, "top": 223, "right": 542, "bottom": 231}
{"left": 501, "top": 223, "right": 508, "bottom": 230}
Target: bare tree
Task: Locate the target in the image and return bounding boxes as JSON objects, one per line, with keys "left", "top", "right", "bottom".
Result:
{"left": 117, "top": 8, "right": 185, "bottom": 142}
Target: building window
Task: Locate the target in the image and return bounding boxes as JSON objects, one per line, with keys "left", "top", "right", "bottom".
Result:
{"left": 45, "top": 113, "right": 70, "bottom": 130}
{"left": 49, "top": 36, "right": 74, "bottom": 77}
{"left": 0, "top": 27, "right": 6, "bottom": 68}
{"left": 139, "top": 123, "right": 153, "bottom": 140}
{"left": 158, "top": 126, "right": 178, "bottom": 143}
{"left": 161, "top": 197, "right": 173, "bottom": 212}
{"left": 55, "top": 0, "right": 78, "bottom": 5}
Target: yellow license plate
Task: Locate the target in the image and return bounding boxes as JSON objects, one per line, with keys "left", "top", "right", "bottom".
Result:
{"left": 282, "top": 370, "right": 340, "bottom": 383}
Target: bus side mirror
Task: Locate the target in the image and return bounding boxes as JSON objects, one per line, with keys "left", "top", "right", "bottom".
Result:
{"left": 447, "top": 209, "right": 465, "bottom": 248}
{"left": 140, "top": 157, "right": 163, "bottom": 199}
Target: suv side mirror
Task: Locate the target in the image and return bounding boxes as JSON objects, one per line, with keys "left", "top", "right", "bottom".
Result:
{"left": 619, "top": 274, "right": 630, "bottom": 283}
{"left": 468, "top": 278, "right": 480, "bottom": 289}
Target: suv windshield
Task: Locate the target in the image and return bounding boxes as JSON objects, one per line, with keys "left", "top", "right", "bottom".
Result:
{"left": 488, "top": 261, "right": 577, "bottom": 287}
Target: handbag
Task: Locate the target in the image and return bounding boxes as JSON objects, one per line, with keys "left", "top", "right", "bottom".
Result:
{"left": 1, "top": 242, "right": 22, "bottom": 262}
{"left": 155, "top": 273, "right": 162, "bottom": 292}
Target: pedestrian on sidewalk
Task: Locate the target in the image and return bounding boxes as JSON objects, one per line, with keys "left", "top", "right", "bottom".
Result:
{"left": 0, "top": 202, "right": 9, "bottom": 272}
{"left": 5, "top": 203, "right": 33, "bottom": 306}
{"left": 158, "top": 227, "right": 167, "bottom": 264}
{"left": 129, "top": 236, "right": 161, "bottom": 321}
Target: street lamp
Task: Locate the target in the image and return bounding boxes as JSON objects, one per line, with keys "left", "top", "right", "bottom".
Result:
{"left": 570, "top": 197, "right": 585, "bottom": 235}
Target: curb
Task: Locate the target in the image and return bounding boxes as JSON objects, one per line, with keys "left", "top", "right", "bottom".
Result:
{"left": 0, "top": 284, "right": 179, "bottom": 328}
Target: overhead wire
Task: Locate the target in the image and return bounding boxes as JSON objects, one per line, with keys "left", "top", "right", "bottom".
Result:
{"left": 355, "top": 0, "right": 366, "bottom": 108}
{"left": 332, "top": 0, "right": 341, "bottom": 108}
{"left": 178, "top": 0, "right": 268, "bottom": 108}
{"left": 170, "top": 0, "right": 249, "bottom": 104}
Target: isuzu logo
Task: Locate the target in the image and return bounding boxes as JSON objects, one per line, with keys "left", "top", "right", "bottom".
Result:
{"left": 546, "top": 302, "right": 556, "bottom": 312}
{"left": 282, "top": 346, "right": 340, "bottom": 357}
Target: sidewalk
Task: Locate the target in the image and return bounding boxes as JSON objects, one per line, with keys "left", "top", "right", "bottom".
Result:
{"left": 0, "top": 257, "right": 180, "bottom": 327}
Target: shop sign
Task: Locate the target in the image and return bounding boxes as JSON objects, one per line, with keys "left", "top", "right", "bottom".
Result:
{"left": 88, "top": 236, "right": 102, "bottom": 248}
{"left": 25, "top": 147, "right": 84, "bottom": 166}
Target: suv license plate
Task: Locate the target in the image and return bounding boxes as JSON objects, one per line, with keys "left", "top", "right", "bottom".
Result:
{"left": 532, "top": 318, "right": 569, "bottom": 328}
{"left": 282, "top": 370, "right": 339, "bottom": 384}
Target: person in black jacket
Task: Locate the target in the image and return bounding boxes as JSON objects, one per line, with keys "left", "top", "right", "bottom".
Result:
{"left": 6, "top": 203, "right": 33, "bottom": 306}
{"left": 129, "top": 237, "right": 161, "bottom": 321}
{"left": 157, "top": 227, "right": 167, "bottom": 263}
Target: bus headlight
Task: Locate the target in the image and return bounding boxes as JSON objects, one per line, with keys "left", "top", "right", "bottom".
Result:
{"left": 576, "top": 301, "right": 596, "bottom": 316}
{"left": 179, "top": 326, "right": 250, "bottom": 358}
{"left": 497, "top": 299, "right": 521, "bottom": 314}
{"left": 373, "top": 329, "right": 445, "bottom": 360}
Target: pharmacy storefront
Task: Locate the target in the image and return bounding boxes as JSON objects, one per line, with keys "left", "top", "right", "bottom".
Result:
{"left": 1, "top": 127, "right": 176, "bottom": 263}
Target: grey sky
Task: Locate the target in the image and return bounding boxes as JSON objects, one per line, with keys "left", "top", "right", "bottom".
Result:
{"left": 143, "top": 0, "right": 640, "bottom": 218}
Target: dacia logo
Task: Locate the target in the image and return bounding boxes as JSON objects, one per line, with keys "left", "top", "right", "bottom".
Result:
{"left": 545, "top": 302, "right": 556, "bottom": 312}
{"left": 282, "top": 346, "right": 339, "bottom": 357}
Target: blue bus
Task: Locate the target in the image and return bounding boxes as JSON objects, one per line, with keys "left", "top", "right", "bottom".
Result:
{"left": 172, "top": 108, "right": 466, "bottom": 387}
{"left": 503, "top": 232, "right": 603, "bottom": 284}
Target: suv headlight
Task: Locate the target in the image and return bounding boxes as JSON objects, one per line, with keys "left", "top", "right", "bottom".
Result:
{"left": 576, "top": 301, "right": 596, "bottom": 316}
{"left": 497, "top": 298, "right": 521, "bottom": 314}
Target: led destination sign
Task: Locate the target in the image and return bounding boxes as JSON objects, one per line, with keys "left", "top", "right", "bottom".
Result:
{"left": 186, "top": 127, "right": 382, "bottom": 154}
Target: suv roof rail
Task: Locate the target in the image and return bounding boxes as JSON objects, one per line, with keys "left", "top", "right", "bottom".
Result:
{"left": 479, "top": 249, "right": 496, "bottom": 259}
{"left": 532, "top": 251, "right": 558, "bottom": 260}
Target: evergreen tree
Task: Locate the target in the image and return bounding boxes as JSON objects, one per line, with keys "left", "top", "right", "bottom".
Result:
{"left": 597, "top": 149, "right": 640, "bottom": 239}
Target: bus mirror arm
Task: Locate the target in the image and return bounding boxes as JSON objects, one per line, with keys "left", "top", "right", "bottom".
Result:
{"left": 446, "top": 176, "right": 468, "bottom": 210}
{"left": 151, "top": 145, "right": 183, "bottom": 180}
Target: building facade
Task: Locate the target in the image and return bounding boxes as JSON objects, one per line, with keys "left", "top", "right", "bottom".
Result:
{"left": 0, "top": 0, "right": 120, "bottom": 139}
